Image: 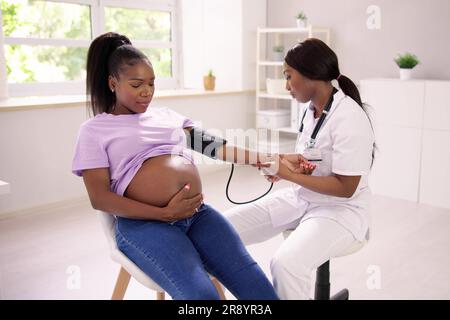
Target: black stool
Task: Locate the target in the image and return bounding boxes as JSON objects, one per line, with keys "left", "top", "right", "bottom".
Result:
{"left": 283, "top": 229, "right": 366, "bottom": 300}
{"left": 314, "top": 260, "right": 349, "bottom": 300}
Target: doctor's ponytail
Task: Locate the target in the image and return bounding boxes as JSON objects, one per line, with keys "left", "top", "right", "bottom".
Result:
{"left": 336, "top": 74, "right": 362, "bottom": 108}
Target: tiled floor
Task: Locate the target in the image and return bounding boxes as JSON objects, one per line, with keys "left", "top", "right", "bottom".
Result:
{"left": 1, "top": 165, "right": 450, "bottom": 299}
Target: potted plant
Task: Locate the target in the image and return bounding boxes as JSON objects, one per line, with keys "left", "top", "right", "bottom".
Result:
{"left": 394, "top": 53, "right": 419, "bottom": 80}
{"left": 296, "top": 11, "right": 308, "bottom": 28}
{"left": 203, "top": 69, "right": 215, "bottom": 91}
{"left": 272, "top": 45, "right": 285, "bottom": 61}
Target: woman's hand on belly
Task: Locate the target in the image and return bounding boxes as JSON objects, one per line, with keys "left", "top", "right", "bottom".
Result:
{"left": 162, "top": 184, "right": 203, "bottom": 222}
{"left": 124, "top": 154, "right": 202, "bottom": 208}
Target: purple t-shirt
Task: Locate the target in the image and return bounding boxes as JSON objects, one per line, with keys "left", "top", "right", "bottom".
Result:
{"left": 72, "top": 106, "right": 195, "bottom": 196}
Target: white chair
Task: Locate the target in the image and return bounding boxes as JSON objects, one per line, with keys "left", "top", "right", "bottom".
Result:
{"left": 283, "top": 229, "right": 367, "bottom": 300}
{"left": 98, "top": 211, "right": 226, "bottom": 300}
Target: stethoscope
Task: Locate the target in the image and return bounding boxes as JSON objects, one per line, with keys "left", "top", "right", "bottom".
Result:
{"left": 298, "top": 87, "right": 337, "bottom": 150}
{"left": 226, "top": 87, "right": 337, "bottom": 205}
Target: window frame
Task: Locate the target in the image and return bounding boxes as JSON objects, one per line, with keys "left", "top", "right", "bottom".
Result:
{"left": 1, "top": 0, "right": 180, "bottom": 97}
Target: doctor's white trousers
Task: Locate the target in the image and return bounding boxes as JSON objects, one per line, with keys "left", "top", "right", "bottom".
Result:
{"left": 224, "top": 194, "right": 362, "bottom": 300}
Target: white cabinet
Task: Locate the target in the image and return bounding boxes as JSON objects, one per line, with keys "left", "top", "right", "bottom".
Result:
{"left": 360, "top": 79, "right": 450, "bottom": 209}
{"left": 369, "top": 124, "right": 422, "bottom": 202}
{"left": 420, "top": 80, "right": 450, "bottom": 208}
{"left": 423, "top": 81, "right": 450, "bottom": 131}
{"left": 420, "top": 130, "right": 450, "bottom": 208}
{"left": 361, "top": 80, "right": 425, "bottom": 128}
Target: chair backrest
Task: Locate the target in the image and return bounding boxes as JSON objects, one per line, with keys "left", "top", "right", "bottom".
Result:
{"left": 97, "top": 210, "right": 165, "bottom": 291}
{"left": 98, "top": 210, "right": 119, "bottom": 252}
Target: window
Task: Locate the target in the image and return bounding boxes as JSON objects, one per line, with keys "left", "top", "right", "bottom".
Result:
{"left": 0, "top": 0, "right": 179, "bottom": 97}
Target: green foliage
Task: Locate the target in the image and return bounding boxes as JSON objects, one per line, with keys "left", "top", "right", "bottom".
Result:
{"left": 2, "top": 0, "right": 90, "bottom": 82}
{"left": 394, "top": 53, "right": 420, "bottom": 69}
{"left": 2, "top": 0, "right": 173, "bottom": 83}
{"left": 273, "top": 45, "right": 284, "bottom": 53}
{"left": 1, "top": 0, "right": 26, "bottom": 36}
{"left": 207, "top": 69, "right": 214, "bottom": 77}
{"left": 296, "top": 11, "right": 307, "bottom": 21}
{"left": 105, "top": 7, "right": 170, "bottom": 42}
{"left": 141, "top": 48, "right": 172, "bottom": 78}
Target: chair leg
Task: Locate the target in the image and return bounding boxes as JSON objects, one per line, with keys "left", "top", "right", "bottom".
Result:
{"left": 156, "top": 292, "right": 165, "bottom": 300}
{"left": 211, "top": 277, "right": 227, "bottom": 300}
{"left": 111, "top": 267, "right": 131, "bottom": 300}
{"left": 314, "top": 261, "right": 331, "bottom": 300}
{"left": 331, "top": 289, "right": 349, "bottom": 300}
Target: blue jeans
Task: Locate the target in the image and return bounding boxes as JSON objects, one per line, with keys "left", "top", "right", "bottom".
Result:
{"left": 115, "top": 203, "right": 279, "bottom": 300}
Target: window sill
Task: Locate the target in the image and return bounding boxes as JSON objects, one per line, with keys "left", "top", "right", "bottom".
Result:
{"left": 0, "top": 89, "right": 253, "bottom": 112}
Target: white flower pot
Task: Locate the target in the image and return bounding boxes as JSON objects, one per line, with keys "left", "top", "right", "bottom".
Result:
{"left": 399, "top": 68, "right": 412, "bottom": 80}
{"left": 296, "top": 19, "right": 307, "bottom": 28}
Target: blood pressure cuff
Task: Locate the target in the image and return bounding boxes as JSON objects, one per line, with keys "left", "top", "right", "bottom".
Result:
{"left": 187, "top": 127, "right": 227, "bottom": 159}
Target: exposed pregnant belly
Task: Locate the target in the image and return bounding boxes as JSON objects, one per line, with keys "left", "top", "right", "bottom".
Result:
{"left": 124, "top": 154, "right": 202, "bottom": 207}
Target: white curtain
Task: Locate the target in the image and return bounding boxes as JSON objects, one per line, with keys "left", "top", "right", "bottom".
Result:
{"left": 0, "top": 9, "right": 9, "bottom": 99}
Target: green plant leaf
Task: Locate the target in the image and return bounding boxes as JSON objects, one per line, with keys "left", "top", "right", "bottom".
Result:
{"left": 273, "top": 45, "right": 284, "bottom": 52}
{"left": 394, "top": 53, "right": 420, "bottom": 69}
{"left": 296, "top": 11, "right": 307, "bottom": 20}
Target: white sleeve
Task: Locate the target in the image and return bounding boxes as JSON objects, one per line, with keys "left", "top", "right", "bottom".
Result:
{"left": 331, "top": 108, "right": 374, "bottom": 176}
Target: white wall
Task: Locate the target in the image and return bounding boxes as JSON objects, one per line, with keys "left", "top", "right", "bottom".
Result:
{"left": 267, "top": 0, "right": 450, "bottom": 82}
{"left": 181, "top": 0, "right": 266, "bottom": 90}
{"left": 0, "top": 9, "right": 8, "bottom": 98}
{"left": 241, "top": 0, "right": 267, "bottom": 90}
{"left": 0, "top": 93, "right": 255, "bottom": 216}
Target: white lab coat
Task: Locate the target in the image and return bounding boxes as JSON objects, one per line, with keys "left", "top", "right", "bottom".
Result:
{"left": 224, "top": 89, "right": 375, "bottom": 299}
{"left": 269, "top": 89, "right": 375, "bottom": 242}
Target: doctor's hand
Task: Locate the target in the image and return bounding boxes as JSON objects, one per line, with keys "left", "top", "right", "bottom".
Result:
{"left": 280, "top": 153, "right": 316, "bottom": 175}
{"left": 162, "top": 184, "right": 203, "bottom": 222}
{"left": 260, "top": 154, "right": 316, "bottom": 178}
{"left": 263, "top": 175, "right": 281, "bottom": 183}
{"left": 252, "top": 152, "right": 278, "bottom": 168}
{"left": 255, "top": 155, "right": 293, "bottom": 179}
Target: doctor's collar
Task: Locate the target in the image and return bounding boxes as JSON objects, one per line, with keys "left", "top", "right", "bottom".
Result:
{"left": 308, "top": 88, "right": 340, "bottom": 110}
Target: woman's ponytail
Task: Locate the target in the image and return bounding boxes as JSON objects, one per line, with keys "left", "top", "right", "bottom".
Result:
{"left": 86, "top": 32, "right": 131, "bottom": 116}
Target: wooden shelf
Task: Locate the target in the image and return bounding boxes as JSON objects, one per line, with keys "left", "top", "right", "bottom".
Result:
{"left": 256, "top": 126, "right": 298, "bottom": 135}
{"left": 257, "top": 91, "right": 292, "bottom": 100}
{"left": 276, "top": 127, "right": 298, "bottom": 134}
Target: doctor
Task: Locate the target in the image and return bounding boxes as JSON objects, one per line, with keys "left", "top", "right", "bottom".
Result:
{"left": 225, "top": 38, "right": 375, "bottom": 300}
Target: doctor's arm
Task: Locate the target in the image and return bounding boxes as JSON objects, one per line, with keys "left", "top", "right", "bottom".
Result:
{"left": 276, "top": 158, "right": 361, "bottom": 198}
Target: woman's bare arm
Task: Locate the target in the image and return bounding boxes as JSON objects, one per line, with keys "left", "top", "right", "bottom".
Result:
{"left": 216, "top": 144, "right": 270, "bottom": 165}
{"left": 183, "top": 127, "right": 271, "bottom": 165}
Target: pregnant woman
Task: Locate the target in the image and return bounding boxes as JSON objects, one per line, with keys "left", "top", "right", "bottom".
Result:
{"left": 72, "top": 32, "right": 279, "bottom": 300}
